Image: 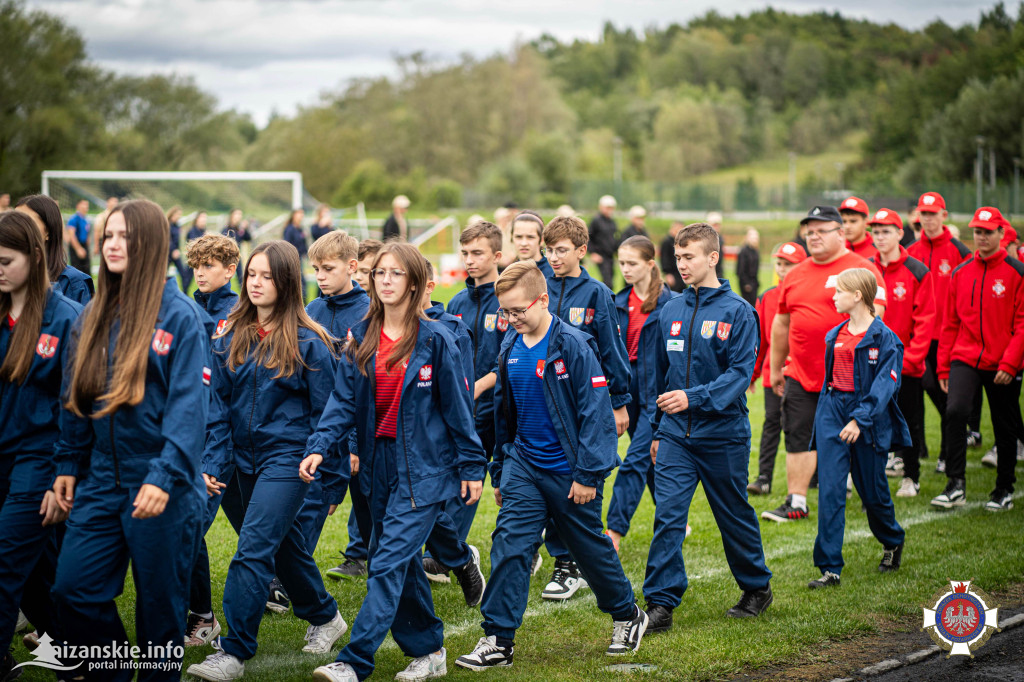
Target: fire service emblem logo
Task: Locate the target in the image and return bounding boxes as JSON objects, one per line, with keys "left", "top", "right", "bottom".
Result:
{"left": 922, "top": 580, "right": 999, "bottom": 657}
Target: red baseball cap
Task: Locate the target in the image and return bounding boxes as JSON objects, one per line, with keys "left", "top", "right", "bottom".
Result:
{"left": 916, "top": 192, "right": 946, "bottom": 213}
{"left": 968, "top": 206, "right": 1006, "bottom": 231}
{"left": 1000, "top": 225, "right": 1017, "bottom": 247}
{"left": 840, "top": 196, "right": 869, "bottom": 216}
{"left": 867, "top": 208, "right": 903, "bottom": 230}
{"left": 774, "top": 242, "right": 808, "bottom": 264}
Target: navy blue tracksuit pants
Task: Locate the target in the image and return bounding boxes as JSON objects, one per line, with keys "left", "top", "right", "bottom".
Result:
{"left": 220, "top": 459, "right": 338, "bottom": 661}
{"left": 813, "top": 391, "right": 904, "bottom": 576}
{"left": 190, "top": 471, "right": 244, "bottom": 614}
{"left": 53, "top": 478, "right": 202, "bottom": 681}
{"left": 344, "top": 475, "right": 372, "bottom": 562}
{"left": 335, "top": 438, "right": 445, "bottom": 680}
{"left": 606, "top": 376, "right": 657, "bottom": 536}
{"left": 644, "top": 436, "right": 771, "bottom": 609}
{"left": 0, "top": 454, "right": 61, "bottom": 649}
{"left": 482, "top": 453, "right": 636, "bottom": 641}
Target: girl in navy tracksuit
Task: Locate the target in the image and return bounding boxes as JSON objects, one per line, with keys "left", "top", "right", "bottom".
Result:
{"left": 283, "top": 209, "right": 310, "bottom": 303}
{"left": 189, "top": 240, "right": 344, "bottom": 681}
{"left": 52, "top": 199, "right": 211, "bottom": 681}
{"left": 0, "top": 211, "right": 82, "bottom": 678}
{"left": 15, "top": 194, "right": 94, "bottom": 305}
{"left": 606, "top": 235, "right": 674, "bottom": 550}
{"left": 810, "top": 267, "right": 910, "bottom": 589}
{"left": 301, "top": 242, "right": 486, "bottom": 682}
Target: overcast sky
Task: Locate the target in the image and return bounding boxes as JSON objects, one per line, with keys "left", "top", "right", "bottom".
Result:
{"left": 28, "top": 0, "right": 998, "bottom": 127}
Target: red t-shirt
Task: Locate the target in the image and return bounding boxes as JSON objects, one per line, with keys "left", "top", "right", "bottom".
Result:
{"left": 625, "top": 288, "right": 649, "bottom": 362}
{"left": 257, "top": 327, "right": 269, "bottom": 339}
{"left": 6, "top": 313, "right": 17, "bottom": 328}
{"left": 831, "top": 325, "right": 865, "bottom": 392}
{"left": 375, "top": 330, "right": 406, "bottom": 438}
{"left": 777, "top": 251, "right": 886, "bottom": 392}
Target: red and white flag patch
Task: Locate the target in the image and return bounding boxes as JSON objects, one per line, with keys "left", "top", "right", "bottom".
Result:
{"left": 203, "top": 366, "right": 212, "bottom": 386}
{"left": 591, "top": 375, "right": 607, "bottom": 388}
{"left": 215, "top": 319, "right": 228, "bottom": 335}
{"left": 36, "top": 334, "right": 59, "bottom": 359}
{"left": 152, "top": 329, "right": 173, "bottom": 356}
{"left": 890, "top": 369, "right": 898, "bottom": 382}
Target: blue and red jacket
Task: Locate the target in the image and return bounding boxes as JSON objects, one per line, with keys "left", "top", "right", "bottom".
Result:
{"left": 425, "top": 301, "right": 474, "bottom": 386}
{"left": 614, "top": 284, "right": 675, "bottom": 408}
{"left": 194, "top": 281, "right": 238, "bottom": 334}
{"left": 907, "top": 227, "right": 971, "bottom": 341}
{"left": 816, "top": 317, "right": 911, "bottom": 453}
{"left": 492, "top": 315, "right": 619, "bottom": 488}
{"left": 938, "top": 248, "right": 1024, "bottom": 379}
{"left": 305, "top": 283, "right": 370, "bottom": 349}
{"left": 547, "top": 267, "right": 631, "bottom": 409}
{"left": 0, "top": 290, "right": 82, "bottom": 458}
{"left": 870, "top": 247, "right": 935, "bottom": 378}
{"left": 56, "top": 265, "right": 94, "bottom": 306}
{"left": 306, "top": 318, "right": 486, "bottom": 508}
{"left": 56, "top": 279, "right": 213, "bottom": 496}
{"left": 651, "top": 280, "right": 759, "bottom": 442}
{"left": 446, "top": 277, "right": 505, "bottom": 428}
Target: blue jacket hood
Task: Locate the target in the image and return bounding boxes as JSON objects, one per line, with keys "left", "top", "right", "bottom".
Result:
{"left": 56, "top": 265, "right": 94, "bottom": 306}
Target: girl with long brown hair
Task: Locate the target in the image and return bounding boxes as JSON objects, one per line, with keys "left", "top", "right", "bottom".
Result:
{"left": 0, "top": 211, "right": 83, "bottom": 679}
{"left": 188, "top": 240, "right": 346, "bottom": 682}
{"left": 14, "top": 194, "right": 95, "bottom": 304}
{"left": 50, "top": 199, "right": 213, "bottom": 681}
{"left": 300, "top": 242, "right": 486, "bottom": 682}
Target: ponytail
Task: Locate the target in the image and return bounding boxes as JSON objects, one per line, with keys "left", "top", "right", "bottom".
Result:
{"left": 620, "top": 235, "right": 662, "bottom": 313}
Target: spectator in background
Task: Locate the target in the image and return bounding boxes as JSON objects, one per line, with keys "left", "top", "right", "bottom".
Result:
{"left": 283, "top": 208, "right": 310, "bottom": 302}
{"left": 660, "top": 221, "right": 684, "bottom": 292}
{"left": 66, "top": 199, "right": 91, "bottom": 275}
{"left": 382, "top": 194, "right": 410, "bottom": 241}
{"left": 495, "top": 206, "right": 517, "bottom": 268}
{"left": 223, "top": 208, "right": 252, "bottom": 286}
{"left": 736, "top": 228, "right": 760, "bottom": 306}
{"left": 589, "top": 195, "right": 619, "bottom": 289}
{"left": 91, "top": 196, "right": 118, "bottom": 257}
{"left": 311, "top": 204, "right": 334, "bottom": 241}
{"left": 841, "top": 197, "right": 877, "bottom": 261}
{"left": 166, "top": 206, "right": 188, "bottom": 291}
{"left": 618, "top": 206, "right": 649, "bottom": 244}
{"left": 705, "top": 211, "right": 727, "bottom": 280}
{"left": 187, "top": 211, "right": 208, "bottom": 242}
{"left": 0, "top": 193, "right": 10, "bottom": 210}
{"left": 903, "top": 208, "right": 920, "bottom": 247}
{"left": 793, "top": 222, "right": 809, "bottom": 252}
{"left": 556, "top": 204, "right": 576, "bottom": 218}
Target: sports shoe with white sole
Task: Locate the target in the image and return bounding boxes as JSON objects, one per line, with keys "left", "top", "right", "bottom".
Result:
{"left": 185, "top": 613, "right": 222, "bottom": 647}
{"left": 530, "top": 552, "right": 543, "bottom": 577}
{"left": 934, "top": 458, "right": 946, "bottom": 474}
{"left": 541, "top": 559, "right": 588, "bottom": 600}
{"left": 422, "top": 556, "right": 451, "bottom": 584}
{"left": 455, "top": 636, "right": 513, "bottom": 670}
{"left": 760, "top": 495, "right": 808, "bottom": 522}
{"left": 606, "top": 606, "right": 649, "bottom": 656}
{"left": 985, "top": 489, "right": 1014, "bottom": 512}
{"left": 187, "top": 652, "right": 245, "bottom": 681}
{"left": 981, "top": 447, "right": 998, "bottom": 468}
{"left": 746, "top": 475, "right": 771, "bottom": 495}
{"left": 451, "top": 545, "right": 486, "bottom": 606}
{"left": 326, "top": 555, "right": 367, "bottom": 581}
{"left": 15, "top": 611, "right": 29, "bottom": 633}
{"left": 966, "top": 430, "right": 982, "bottom": 448}
{"left": 265, "top": 577, "right": 290, "bottom": 614}
{"left": 895, "top": 478, "right": 919, "bottom": 498}
{"left": 395, "top": 648, "right": 446, "bottom": 681}
{"left": 885, "top": 455, "right": 904, "bottom": 477}
{"left": 931, "top": 478, "right": 966, "bottom": 509}
{"left": 808, "top": 571, "right": 841, "bottom": 589}
{"left": 23, "top": 630, "right": 39, "bottom": 651}
{"left": 313, "top": 661, "right": 359, "bottom": 682}
{"left": 303, "top": 610, "right": 348, "bottom": 654}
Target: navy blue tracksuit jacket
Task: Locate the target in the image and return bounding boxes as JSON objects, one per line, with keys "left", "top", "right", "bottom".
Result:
{"left": 447, "top": 277, "right": 504, "bottom": 431}
{"left": 194, "top": 281, "right": 238, "bottom": 333}
{"left": 56, "top": 265, "right": 94, "bottom": 306}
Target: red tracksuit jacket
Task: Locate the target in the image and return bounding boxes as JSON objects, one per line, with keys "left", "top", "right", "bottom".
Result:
{"left": 871, "top": 247, "right": 935, "bottom": 378}
{"left": 907, "top": 227, "right": 971, "bottom": 341}
{"left": 937, "top": 248, "right": 1024, "bottom": 379}
{"left": 752, "top": 285, "right": 780, "bottom": 388}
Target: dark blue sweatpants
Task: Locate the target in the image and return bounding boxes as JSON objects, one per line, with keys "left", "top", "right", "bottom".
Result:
{"left": 643, "top": 435, "right": 771, "bottom": 609}
{"left": 606, "top": 402, "right": 657, "bottom": 537}
{"left": 220, "top": 459, "right": 338, "bottom": 661}
{"left": 813, "top": 390, "right": 905, "bottom": 576}
{"left": 53, "top": 478, "right": 202, "bottom": 681}
{"left": 190, "top": 469, "right": 244, "bottom": 614}
{"left": 335, "top": 438, "right": 445, "bottom": 680}
{"left": 482, "top": 454, "right": 636, "bottom": 641}
{"left": 344, "top": 476, "right": 370, "bottom": 561}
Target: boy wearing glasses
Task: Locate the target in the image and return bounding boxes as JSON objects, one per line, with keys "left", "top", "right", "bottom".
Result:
{"left": 456, "top": 261, "right": 647, "bottom": 670}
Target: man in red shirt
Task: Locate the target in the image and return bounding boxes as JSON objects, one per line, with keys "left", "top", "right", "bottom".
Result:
{"left": 841, "top": 197, "right": 877, "bottom": 261}
{"left": 906, "top": 192, "right": 973, "bottom": 472}
{"left": 761, "top": 206, "right": 886, "bottom": 522}
{"left": 932, "top": 207, "right": 1024, "bottom": 512}
{"left": 748, "top": 242, "right": 807, "bottom": 495}
{"left": 868, "top": 209, "right": 936, "bottom": 497}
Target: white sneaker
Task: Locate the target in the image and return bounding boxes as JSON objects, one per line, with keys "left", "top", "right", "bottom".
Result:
{"left": 896, "top": 478, "right": 919, "bottom": 498}
{"left": 847, "top": 473, "right": 854, "bottom": 498}
{"left": 186, "top": 652, "right": 245, "bottom": 681}
{"left": 15, "top": 610, "right": 29, "bottom": 632}
{"left": 313, "top": 661, "right": 359, "bottom": 682}
{"left": 303, "top": 610, "right": 348, "bottom": 654}
{"left": 981, "top": 447, "right": 998, "bottom": 468}
{"left": 885, "top": 455, "right": 904, "bottom": 477}
{"left": 1018, "top": 440, "right": 1024, "bottom": 461}
{"left": 541, "top": 559, "right": 589, "bottom": 600}
{"left": 395, "top": 648, "right": 446, "bottom": 681}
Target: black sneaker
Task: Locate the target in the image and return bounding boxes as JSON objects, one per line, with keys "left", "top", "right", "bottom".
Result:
{"left": 934, "top": 458, "right": 946, "bottom": 474}
{"left": 760, "top": 495, "right": 808, "bottom": 523}
{"left": 726, "top": 585, "right": 773, "bottom": 618}
{"left": 808, "top": 571, "right": 841, "bottom": 589}
{"left": 985, "top": 488, "right": 1014, "bottom": 512}
{"left": 265, "top": 577, "right": 291, "bottom": 614}
{"left": 422, "top": 556, "right": 451, "bottom": 584}
{"left": 325, "top": 554, "right": 367, "bottom": 581}
{"left": 2, "top": 649, "right": 22, "bottom": 681}
{"left": 746, "top": 475, "right": 771, "bottom": 495}
{"left": 930, "top": 478, "right": 966, "bottom": 509}
{"left": 878, "top": 542, "right": 904, "bottom": 573}
{"left": 966, "top": 430, "right": 982, "bottom": 448}
{"left": 606, "top": 605, "right": 649, "bottom": 656}
{"left": 530, "top": 552, "right": 543, "bottom": 577}
{"left": 455, "top": 636, "right": 513, "bottom": 670}
{"left": 644, "top": 604, "right": 673, "bottom": 633}
{"left": 451, "top": 545, "right": 486, "bottom": 607}
{"left": 541, "top": 559, "right": 589, "bottom": 600}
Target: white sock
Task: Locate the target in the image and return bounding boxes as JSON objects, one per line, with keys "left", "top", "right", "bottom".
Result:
{"left": 194, "top": 611, "right": 214, "bottom": 620}
{"left": 792, "top": 493, "right": 807, "bottom": 510}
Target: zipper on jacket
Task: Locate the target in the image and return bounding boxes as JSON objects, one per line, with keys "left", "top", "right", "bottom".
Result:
{"left": 684, "top": 288, "right": 701, "bottom": 437}
{"left": 557, "top": 279, "right": 566, "bottom": 317}
{"left": 109, "top": 417, "right": 122, "bottom": 488}
{"left": 247, "top": 366, "right": 258, "bottom": 471}
{"left": 471, "top": 298, "right": 482, "bottom": 418}
{"left": 976, "top": 263, "right": 986, "bottom": 368}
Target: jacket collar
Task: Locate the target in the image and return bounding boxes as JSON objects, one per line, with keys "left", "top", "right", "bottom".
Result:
{"left": 193, "top": 281, "right": 236, "bottom": 311}
{"left": 318, "top": 281, "right": 368, "bottom": 309}
{"left": 499, "top": 313, "right": 568, "bottom": 358}
{"left": 974, "top": 248, "right": 1007, "bottom": 267}
{"left": 920, "top": 226, "right": 953, "bottom": 248}
{"left": 425, "top": 301, "right": 446, "bottom": 319}
{"left": 549, "top": 266, "right": 592, "bottom": 293}
{"left": 680, "top": 278, "right": 734, "bottom": 304}
{"left": 878, "top": 245, "right": 909, "bottom": 273}
{"left": 463, "top": 276, "right": 496, "bottom": 301}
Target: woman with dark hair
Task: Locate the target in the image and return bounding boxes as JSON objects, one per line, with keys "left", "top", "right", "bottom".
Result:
{"left": 14, "top": 194, "right": 94, "bottom": 304}
{"left": 222, "top": 209, "right": 252, "bottom": 287}
{"left": 311, "top": 204, "right": 334, "bottom": 241}
{"left": 188, "top": 240, "right": 346, "bottom": 682}
{"left": 302, "top": 242, "right": 486, "bottom": 682}
{"left": 51, "top": 199, "right": 212, "bottom": 681}
{"left": 283, "top": 208, "right": 310, "bottom": 302}
{"left": 167, "top": 205, "right": 188, "bottom": 291}
{"left": 0, "top": 211, "right": 83, "bottom": 680}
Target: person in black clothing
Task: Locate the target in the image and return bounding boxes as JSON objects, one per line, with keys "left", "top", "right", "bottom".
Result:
{"left": 736, "top": 228, "right": 760, "bottom": 306}
{"left": 282, "top": 208, "right": 310, "bottom": 302}
{"left": 617, "top": 205, "right": 650, "bottom": 245}
{"left": 660, "top": 221, "right": 685, "bottom": 292}
{"left": 381, "top": 194, "right": 410, "bottom": 241}
{"left": 588, "top": 195, "right": 619, "bottom": 288}
{"left": 166, "top": 206, "right": 188, "bottom": 291}
{"left": 222, "top": 208, "right": 252, "bottom": 286}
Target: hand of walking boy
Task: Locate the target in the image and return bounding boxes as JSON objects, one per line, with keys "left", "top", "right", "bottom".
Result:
{"left": 656, "top": 390, "right": 690, "bottom": 414}
{"left": 132, "top": 484, "right": 170, "bottom": 519}
{"left": 462, "top": 479, "right": 483, "bottom": 505}
{"left": 838, "top": 419, "right": 861, "bottom": 444}
{"left": 202, "top": 473, "right": 227, "bottom": 497}
{"left": 299, "top": 453, "right": 323, "bottom": 483}
{"left": 568, "top": 481, "right": 596, "bottom": 504}
{"left": 53, "top": 475, "right": 76, "bottom": 513}
{"left": 39, "top": 490, "right": 68, "bottom": 526}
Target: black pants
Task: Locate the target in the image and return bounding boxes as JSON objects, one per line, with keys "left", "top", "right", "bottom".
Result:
{"left": 68, "top": 246, "right": 89, "bottom": 276}
{"left": 895, "top": 375, "right": 925, "bottom": 482}
{"left": 596, "top": 255, "right": 615, "bottom": 290}
{"left": 921, "top": 341, "right": 948, "bottom": 460}
{"left": 757, "top": 386, "right": 782, "bottom": 480}
{"left": 944, "top": 362, "right": 1022, "bottom": 492}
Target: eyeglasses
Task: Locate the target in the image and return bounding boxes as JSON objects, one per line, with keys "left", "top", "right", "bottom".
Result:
{"left": 497, "top": 295, "right": 542, "bottom": 321}
{"left": 805, "top": 227, "right": 842, "bottom": 239}
{"left": 549, "top": 247, "right": 575, "bottom": 258}
{"left": 371, "top": 268, "right": 407, "bottom": 281}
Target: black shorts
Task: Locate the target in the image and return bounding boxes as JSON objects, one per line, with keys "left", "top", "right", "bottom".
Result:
{"left": 781, "top": 377, "right": 820, "bottom": 453}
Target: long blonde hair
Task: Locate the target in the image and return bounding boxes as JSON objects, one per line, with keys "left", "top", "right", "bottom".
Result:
{"left": 836, "top": 268, "right": 878, "bottom": 317}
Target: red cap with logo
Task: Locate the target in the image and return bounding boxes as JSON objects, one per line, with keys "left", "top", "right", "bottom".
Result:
{"left": 1001, "top": 225, "right": 1018, "bottom": 248}
{"left": 968, "top": 206, "right": 1006, "bottom": 231}
{"left": 867, "top": 208, "right": 903, "bottom": 230}
{"left": 916, "top": 192, "right": 946, "bottom": 213}
{"left": 840, "top": 196, "right": 869, "bottom": 216}
{"left": 774, "top": 242, "right": 808, "bottom": 264}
